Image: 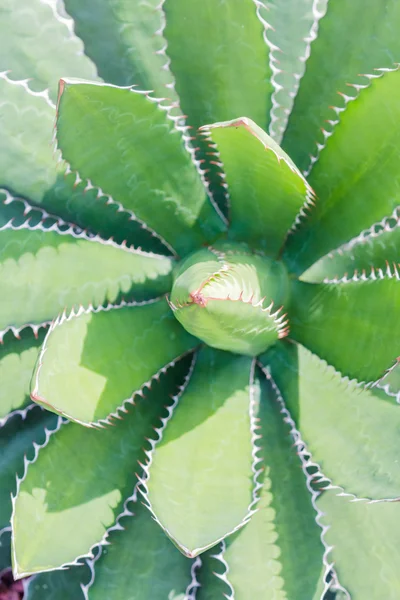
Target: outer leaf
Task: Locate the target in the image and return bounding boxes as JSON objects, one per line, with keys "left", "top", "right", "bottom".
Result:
{"left": 378, "top": 362, "right": 400, "bottom": 403}
{"left": 289, "top": 276, "right": 400, "bottom": 383}
{"left": 85, "top": 494, "right": 194, "bottom": 599}
{"left": 0, "top": 0, "right": 99, "bottom": 100}
{"left": 318, "top": 490, "right": 400, "bottom": 599}
{"left": 215, "top": 372, "right": 325, "bottom": 599}
{"left": 144, "top": 347, "right": 257, "bottom": 557}
{"left": 201, "top": 118, "right": 315, "bottom": 256}
{"left": 26, "top": 566, "right": 89, "bottom": 600}
{"left": 0, "top": 193, "right": 172, "bottom": 332}
{"left": 0, "top": 407, "right": 57, "bottom": 530}
{"left": 62, "top": 0, "right": 175, "bottom": 95}
{"left": 262, "top": 342, "right": 400, "bottom": 499}
{"left": 56, "top": 80, "right": 226, "bottom": 255}
{"left": 261, "top": 0, "right": 328, "bottom": 142}
{"left": 31, "top": 299, "right": 197, "bottom": 425}
{"left": 284, "top": 67, "right": 400, "bottom": 274}
{"left": 283, "top": 0, "right": 400, "bottom": 173}
{"left": 0, "top": 330, "right": 44, "bottom": 420}
{"left": 12, "top": 356, "right": 193, "bottom": 577}
{"left": 164, "top": 0, "right": 272, "bottom": 130}
{"left": 0, "top": 76, "right": 167, "bottom": 253}
{"left": 196, "top": 544, "right": 232, "bottom": 600}
{"left": 303, "top": 209, "right": 400, "bottom": 282}
{"left": 0, "top": 528, "right": 12, "bottom": 572}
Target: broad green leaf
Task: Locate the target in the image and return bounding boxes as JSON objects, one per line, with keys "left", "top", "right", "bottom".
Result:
{"left": 289, "top": 277, "right": 400, "bottom": 383}
{"left": 0, "top": 330, "right": 44, "bottom": 420}
{"left": 56, "top": 80, "right": 226, "bottom": 255}
{"left": 26, "top": 566, "right": 89, "bottom": 600}
{"left": 62, "top": 0, "right": 176, "bottom": 95}
{"left": 164, "top": 0, "right": 271, "bottom": 130}
{"left": 146, "top": 347, "right": 256, "bottom": 557}
{"left": 87, "top": 496, "right": 193, "bottom": 599}
{"left": 318, "top": 490, "right": 400, "bottom": 599}
{"left": 283, "top": 0, "right": 400, "bottom": 173}
{"left": 0, "top": 0, "right": 99, "bottom": 100}
{"left": 218, "top": 372, "right": 325, "bottom": 599}
{"left": 31, "top": 299, "right": 197, "bottom": 425}
{"left": 202, "top": 118, "right": 315, "bottom": 256}
{"left": 284, "top": 67, "right": 400, "bottom": 274}
{"left": 263, "top": 342, "right": 400, "bottom": 499}
{"left": 0, "top": 76, "right": 167, "bottom": 253}
{"left": 261, "top": 0, "right": 328, "bottom": 142}
{"left": 0, "top": 406, "right": 58, "bottom": 530}
{"left": 0, "top": 194, "right": 173, "bottom": 332}
{"left": 12, "top": 356, "right": 193, "bottom": 578}
{"left": 302, "top": 211, "right": 400, "bottom": 282}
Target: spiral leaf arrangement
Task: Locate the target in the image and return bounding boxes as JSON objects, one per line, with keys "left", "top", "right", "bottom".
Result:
{"left": 1, "top": 1, "right": 400, "bottom": 599}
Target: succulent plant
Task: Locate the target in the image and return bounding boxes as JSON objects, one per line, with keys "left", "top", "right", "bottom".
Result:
{"left": 1, "top": 0, "right": 400, "bottom": 598}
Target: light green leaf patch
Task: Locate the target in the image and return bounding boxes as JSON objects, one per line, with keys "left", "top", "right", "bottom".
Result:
{"left": 31, "top": 299, "right": 197, "bottom": 425}
{"left": 263, "top": 342, "right": 400, "bottom": 499}
{"left": 12, "top": 356, "right": 194, "bottom": 578}
{"left": 318, "top": 490, "right": 400, "bottom": 599}
{"left": 202, "top": 118, "right": 315, "bottom": 256}
{"left": 56, "top": 79, "right": 226, "bottom": 255}
{"left": 145, "top": 347, "right": 257, "bottom": 557}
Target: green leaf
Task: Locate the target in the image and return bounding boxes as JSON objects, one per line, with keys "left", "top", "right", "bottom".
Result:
{"left": 0, "top": 193, "right": 173, "bottom": 332}
{"left": 282, "top": 0, "right": 400, "bottom": 173}
{"left": 318, "top": 490, "right": 400, "bottom": 599}
{"left": 0, "top": 0, "right": 99, "bottom": 100}
{"left": 144, "top": 347, "right": 257, "bottom": 557}
{"left": 26, "top": 566, "right": 89, "bottom": 600}
{"left": 0, "top": 76, "right": 168, "bottom": 254}
{"left": 62, "top": 0, "right": 176, "bottom": 96}
{"left": 302, "top": 209, "right": 400, "bottom": 283}
{"left": 86, "top": 494, "right": 194, "bottom": 599}
{"left": 289, "top": 276, "right": 400, "bottom": 383}
{"left": 12, "top": 356, "right": 193, "bottom": 578}
{"left": 260, "top": 0, "right": 328, "bottom": 142}
{"left": 31, "top": 299, "right": 197, "bottom": 425}
{"left": 164, "top": 0, "right": 272, "bottom": 131}
{"left": 196, "top": 544, "right": 232, "bottom": 599}
{"left": 0, "top": 330, "right": 44, "bottom": 420}
{"left": 284, "top": 66, "right": 400, "bottom": 274}
{"left": 0, "top": 528, "right": 12, "bottom": 571}
{"left": 56, "top": 79, "right": 226, "bottom": 255}
{"left": 202, "top": 118, "right": 315, "bottom": 256}
{"left": 262, "top": 341, "right": 400, "bottom": 500}
{"left": 378, "top": 362, "right": 400, "bottom": 402}
{"left": 213, "top": 371, "right": 325, "bottom": 599}
{"left": 0, "top": 406, "right": 58, "bottom": 531}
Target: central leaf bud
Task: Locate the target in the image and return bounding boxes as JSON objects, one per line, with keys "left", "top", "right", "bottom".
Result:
{"left": 170, "top": 242, "right": 290, "bottom": 356}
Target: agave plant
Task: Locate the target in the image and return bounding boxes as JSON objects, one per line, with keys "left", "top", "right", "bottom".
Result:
{"left": 1, "top": 0, "right": 400, "bottom": 598}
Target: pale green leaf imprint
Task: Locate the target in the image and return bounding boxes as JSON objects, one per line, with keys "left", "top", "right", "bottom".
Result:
{"left": 31, "top": 299, "right": 197, "bottom": 425}
{"left": 13, "top": 357, "right": 194, "bottom": 578}
{"left": 263, "top": 342, "right": 400, "bottom": 499}
{"left": 0, "top": 0, "right": 99, "bottom": 99}
{"left": 170, "top": 242, "right": 290, "bottom": 356}
{"left": 143, "top": 347, "right": 259, "bottom": 557}
{"left": 318, "top": 490, "right": 400, "bottom": 600}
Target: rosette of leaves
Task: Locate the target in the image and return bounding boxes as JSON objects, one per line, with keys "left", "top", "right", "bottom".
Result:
{"left": 1, "top": 0, "right": 400, "bottom": 598}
